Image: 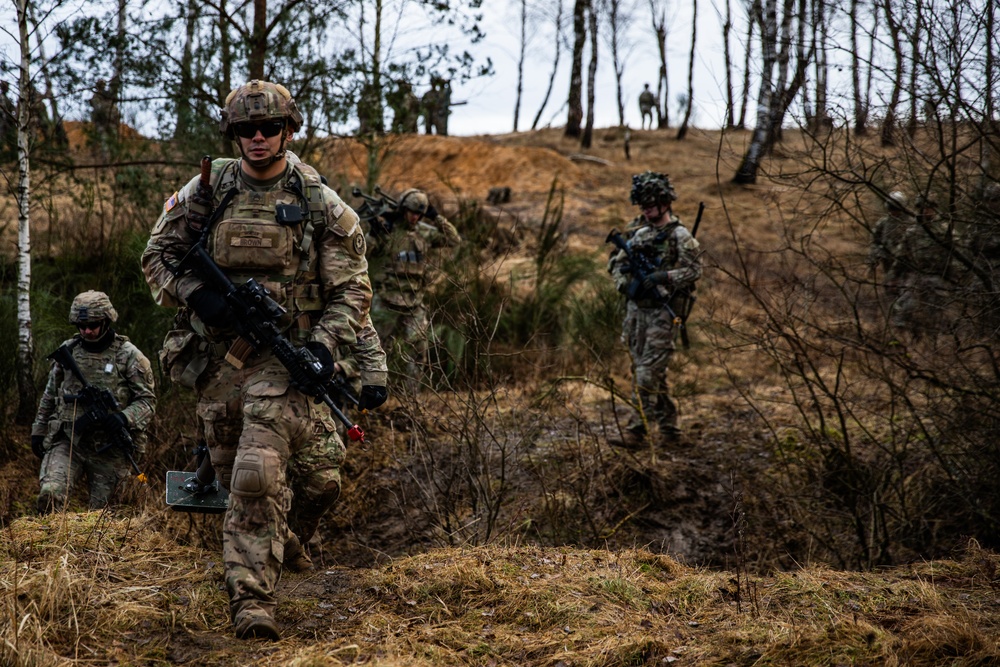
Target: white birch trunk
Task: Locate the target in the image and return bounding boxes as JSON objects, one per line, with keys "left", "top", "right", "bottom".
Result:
{"left": 15, "top": 0, "right": 37, "bottom": 424}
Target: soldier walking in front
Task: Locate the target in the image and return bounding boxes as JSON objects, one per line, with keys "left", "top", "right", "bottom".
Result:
{"left": 142, "top": 80, "right": 388, "bottom": 641}
{"left": 607, "top": 172, "right": 702, "bottom": 449}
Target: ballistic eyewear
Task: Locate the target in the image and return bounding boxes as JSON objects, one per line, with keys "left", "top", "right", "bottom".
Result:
{"left": 233, "top": 120, "right": 286, "bottom": 139}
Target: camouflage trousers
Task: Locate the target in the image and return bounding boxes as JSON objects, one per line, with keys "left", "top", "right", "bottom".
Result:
{"left": 195, "top": 350, "right": 345, "bottom": 622}
{"left": 37, "top": 436, "right": 130, "bottom": 512}
{"left": 622, "top": 303, "right": 679, "bottom": 436}
{"left": 373, "top": 297, "right": 430, "bottom": 389}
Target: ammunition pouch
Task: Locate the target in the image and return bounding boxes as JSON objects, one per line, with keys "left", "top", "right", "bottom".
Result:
{"left": 160, "top": 328, "right": 212, "bottom": 389}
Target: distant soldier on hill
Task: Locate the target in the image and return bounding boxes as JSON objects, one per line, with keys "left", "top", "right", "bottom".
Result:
{"left": 639, "top": 83, "right": 656, "bottom": 130}
{"left": 421, "top": 76, "right": 452, "bottom": 136}
{"left": 31, "top": 291, "right": 156, "bottom": 514}
{"left": 389, "top": 80, "right": 421, "bottom": 134}
{"left": 607, "top": 172, "right": 702, "bottom": 450}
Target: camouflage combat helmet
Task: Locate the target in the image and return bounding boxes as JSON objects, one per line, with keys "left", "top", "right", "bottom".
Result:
{"left": 220, "top": 80, "right": 304, "bottom": 138}
{"left": 630, "top": 171, "right": 677, "bottom": 207}
{"left": 399, "top": 189, "right": 430, "bottom": 215}
{"left": 69, "top": 290, "right": 118, "bottom": 325}
{"left": 885, "top": 190, "right": 907, "bottom": 211}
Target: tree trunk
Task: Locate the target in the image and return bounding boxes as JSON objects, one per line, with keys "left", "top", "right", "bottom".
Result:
{"left": 650, "top": 0, "right": 669, "bottom": 128}
{"left": 249, "top": 0, "right": 267, "bottom": 80}
{"left": 608, "top": 0, "right": 627, "bottom": 127}
{"left": 905, "top": 0, "right": 923, "bottom": 137}
{"left": 722, "top": 0, "right": 736, "bottom": 128}
{"left": 175, "top": 0, "right": 200, "bottom": 140}
{"left": 218, "top": 0, "right": 232, "bottom": 109}
{"left": 813, "top": 0, "right": 828, "bottom": 129}
{"left": 737, "top": 0, "right": 755, "bottom": 129}
{"left": 532, "top": 0, "right": 563, "bottom": 130}
{"left": 15, "top": 0, "right": 37, "bottom": 426}
{"left": 733, "top": 0, "right": 775, "bottom": 184}
{"left": 880, "top": 0, "right": 903, "bottom": 146}
{"left": 514, "top": 0, "right": 527, "bottom": 132}
{"left": 565, "top": 0, "right": 587, "bottom": 137}
{"left": 676, "top": 0, "right": 697, "bottom": 139}
{"left": 850, "top": 0, "right": 867, "bottom": 135}
{"left": 582, "top": 0, "right": 598, "bottom": 148}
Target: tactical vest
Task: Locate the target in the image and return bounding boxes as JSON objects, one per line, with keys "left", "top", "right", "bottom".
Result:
{"left": 373, "top": 222, "right": 435, "bottom": 308}
{"left": 206, "top": 159, "right": 327, "bottom": 320}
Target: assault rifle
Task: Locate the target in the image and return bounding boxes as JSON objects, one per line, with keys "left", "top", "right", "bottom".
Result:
{"left": 351, "top": 185, "right": 398, "bottom": 236}
{"left": 164, "top": 156, "right": 365, "bottom": 443}
{"left": 48, "top": 341, "right": 147, "bottom": 482}
{"left": 606, "top": 200, "right": 705, "bottom": 348}
{"left": 605, "top": 229, "right": 681, "bottom": 326}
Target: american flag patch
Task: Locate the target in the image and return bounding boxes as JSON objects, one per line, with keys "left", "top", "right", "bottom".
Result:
{"left": 164, "top": 192, "right": 179, "bottom": 212}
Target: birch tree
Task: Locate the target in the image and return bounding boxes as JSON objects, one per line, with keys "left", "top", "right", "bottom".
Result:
{"left": 531, "top": 0, "right": 564, "bottom": 129}
{"left": 648, "top": 0, "right": 670, "bottom": 128}
{"left": 14, "top": 0, "right": 37, "bottom": 424}
{"left": 675, "top": 0, "right": 696, "bottom": 139}
{"left": 581, "top": 0, "right": 598, "bottom": 147}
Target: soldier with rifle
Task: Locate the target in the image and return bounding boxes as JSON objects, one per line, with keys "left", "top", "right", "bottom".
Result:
{"left": 31, "top": 291, "right": 156, "bottom": 514}
{"left": 142, "top": 80, "right": 388, "bottom": 641}
{"left": 606, "top": 171, "right": 702, "bottom": 450}
{"left": 353, "top": 185, "right": 461, "bottom": 389}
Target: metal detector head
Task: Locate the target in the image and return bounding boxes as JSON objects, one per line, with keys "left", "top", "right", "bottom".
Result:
{"left": 165, "top": 470, "right": 229, "bottom": 513}
{"left": 165, "top": 442, "right": 229, "bottom": 513}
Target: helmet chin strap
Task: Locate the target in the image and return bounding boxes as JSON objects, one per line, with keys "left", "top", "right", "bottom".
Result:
{"left": 237, "top": 131, "right": 288, "bottom": 170}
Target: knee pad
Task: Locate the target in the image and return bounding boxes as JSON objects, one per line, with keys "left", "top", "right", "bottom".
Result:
{"left": 231, "top": 449, "right": 279, "bottom": 499}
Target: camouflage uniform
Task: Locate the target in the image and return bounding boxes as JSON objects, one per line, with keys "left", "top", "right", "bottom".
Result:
{"left": 888, "top": 197, "right": 957, "bottom": 335}
{"left": 639, "top": 84, "right": 656, "bottom": 130}
{"left": 141, "top": 80, "right": 387, "bottom": 640}
{"left": 608, "top": 172, "right": 701, "bottom": 445}
{"left": 367, "top": 189, "right": 461, "bottom": 386}
{"left": 389, "top": 81, "right": 421, "bottom": 134}
{"left": 31, "top": 291, "right": 155, "bottom": 513}
{"left": 868, "top": 191, "right": 914, "bottom": 277}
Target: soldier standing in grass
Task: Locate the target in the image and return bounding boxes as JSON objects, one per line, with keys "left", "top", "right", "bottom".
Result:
{"left": 31, "top": 291, "right": 155, "bottom": 514}
{"left": 607, "top": 172, "right": 702, "bottom": 449}
{"left": 367, "top": 188, "right": 461, "bottom": 389}
{"left": 142, "top": 80, "right": 388, "bottom": 641}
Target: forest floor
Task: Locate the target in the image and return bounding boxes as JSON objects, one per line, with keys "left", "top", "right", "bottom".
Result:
{"left": 4, "top": 124, "right": 997, "bottom": 665}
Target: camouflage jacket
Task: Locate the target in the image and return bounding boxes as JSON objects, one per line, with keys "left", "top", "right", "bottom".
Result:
{"left": 608, "top": 215, "right": 702, "bottom": 303}
{"left": 31, "top": 334, "right": 156, "bottom": 443}
{"left": 141, "top": 154, "right": 387, "bottom": 388}
{"left": 368, "top": 213, "right": 461, "bottom": 309}
{"left": 868, "top": 212, "right": 914, "bottom": 270}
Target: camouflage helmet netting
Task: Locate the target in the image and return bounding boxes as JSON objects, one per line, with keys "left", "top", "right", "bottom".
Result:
{"left": 69, "top": 290, "right": 118, "bottom": 324}
{"left": 399, "top": 189, "right": 430, "bottom": 215}
{"left": 630, "top": 171, "right": 677, "bottom": 206}
{"left": 220, "top": 80, "right": 304, "bottom": 137}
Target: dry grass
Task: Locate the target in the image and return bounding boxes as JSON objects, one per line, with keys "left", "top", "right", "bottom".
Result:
{"left": 3, "top": 514, "right": 1000, "bottom": 665}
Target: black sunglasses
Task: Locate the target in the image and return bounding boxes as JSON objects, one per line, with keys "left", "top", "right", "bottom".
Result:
{"left": 233, "top": 120, "right": 286, "bottom": 139}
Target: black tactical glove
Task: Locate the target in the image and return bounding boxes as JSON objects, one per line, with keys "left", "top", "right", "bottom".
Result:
{"left": 31, "top": 435, "right": 45, "bottom": 459}
{"left": 642, "top": 270, "right": 671, "bottom": 291}
{"left": 187, "top": 288, "right": 232, "bottom": 328}
{"left": 424, "top": 205, "right": 439, "bottom": 220}
{"left": 103, "top": 412, "right": 128, "bottom": 432}
{"left": 304, "top": 342, "right": 335, "bottom": 383}
{"left": 357, "top": 385, "right": 389, "bottom": 410}
{"left": 74, "top": 412, "right": 100, "bottom": 436}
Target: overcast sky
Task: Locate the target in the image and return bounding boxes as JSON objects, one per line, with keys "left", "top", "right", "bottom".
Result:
{"left": 441, "top": 0, "right": 735, "bottom": 136}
